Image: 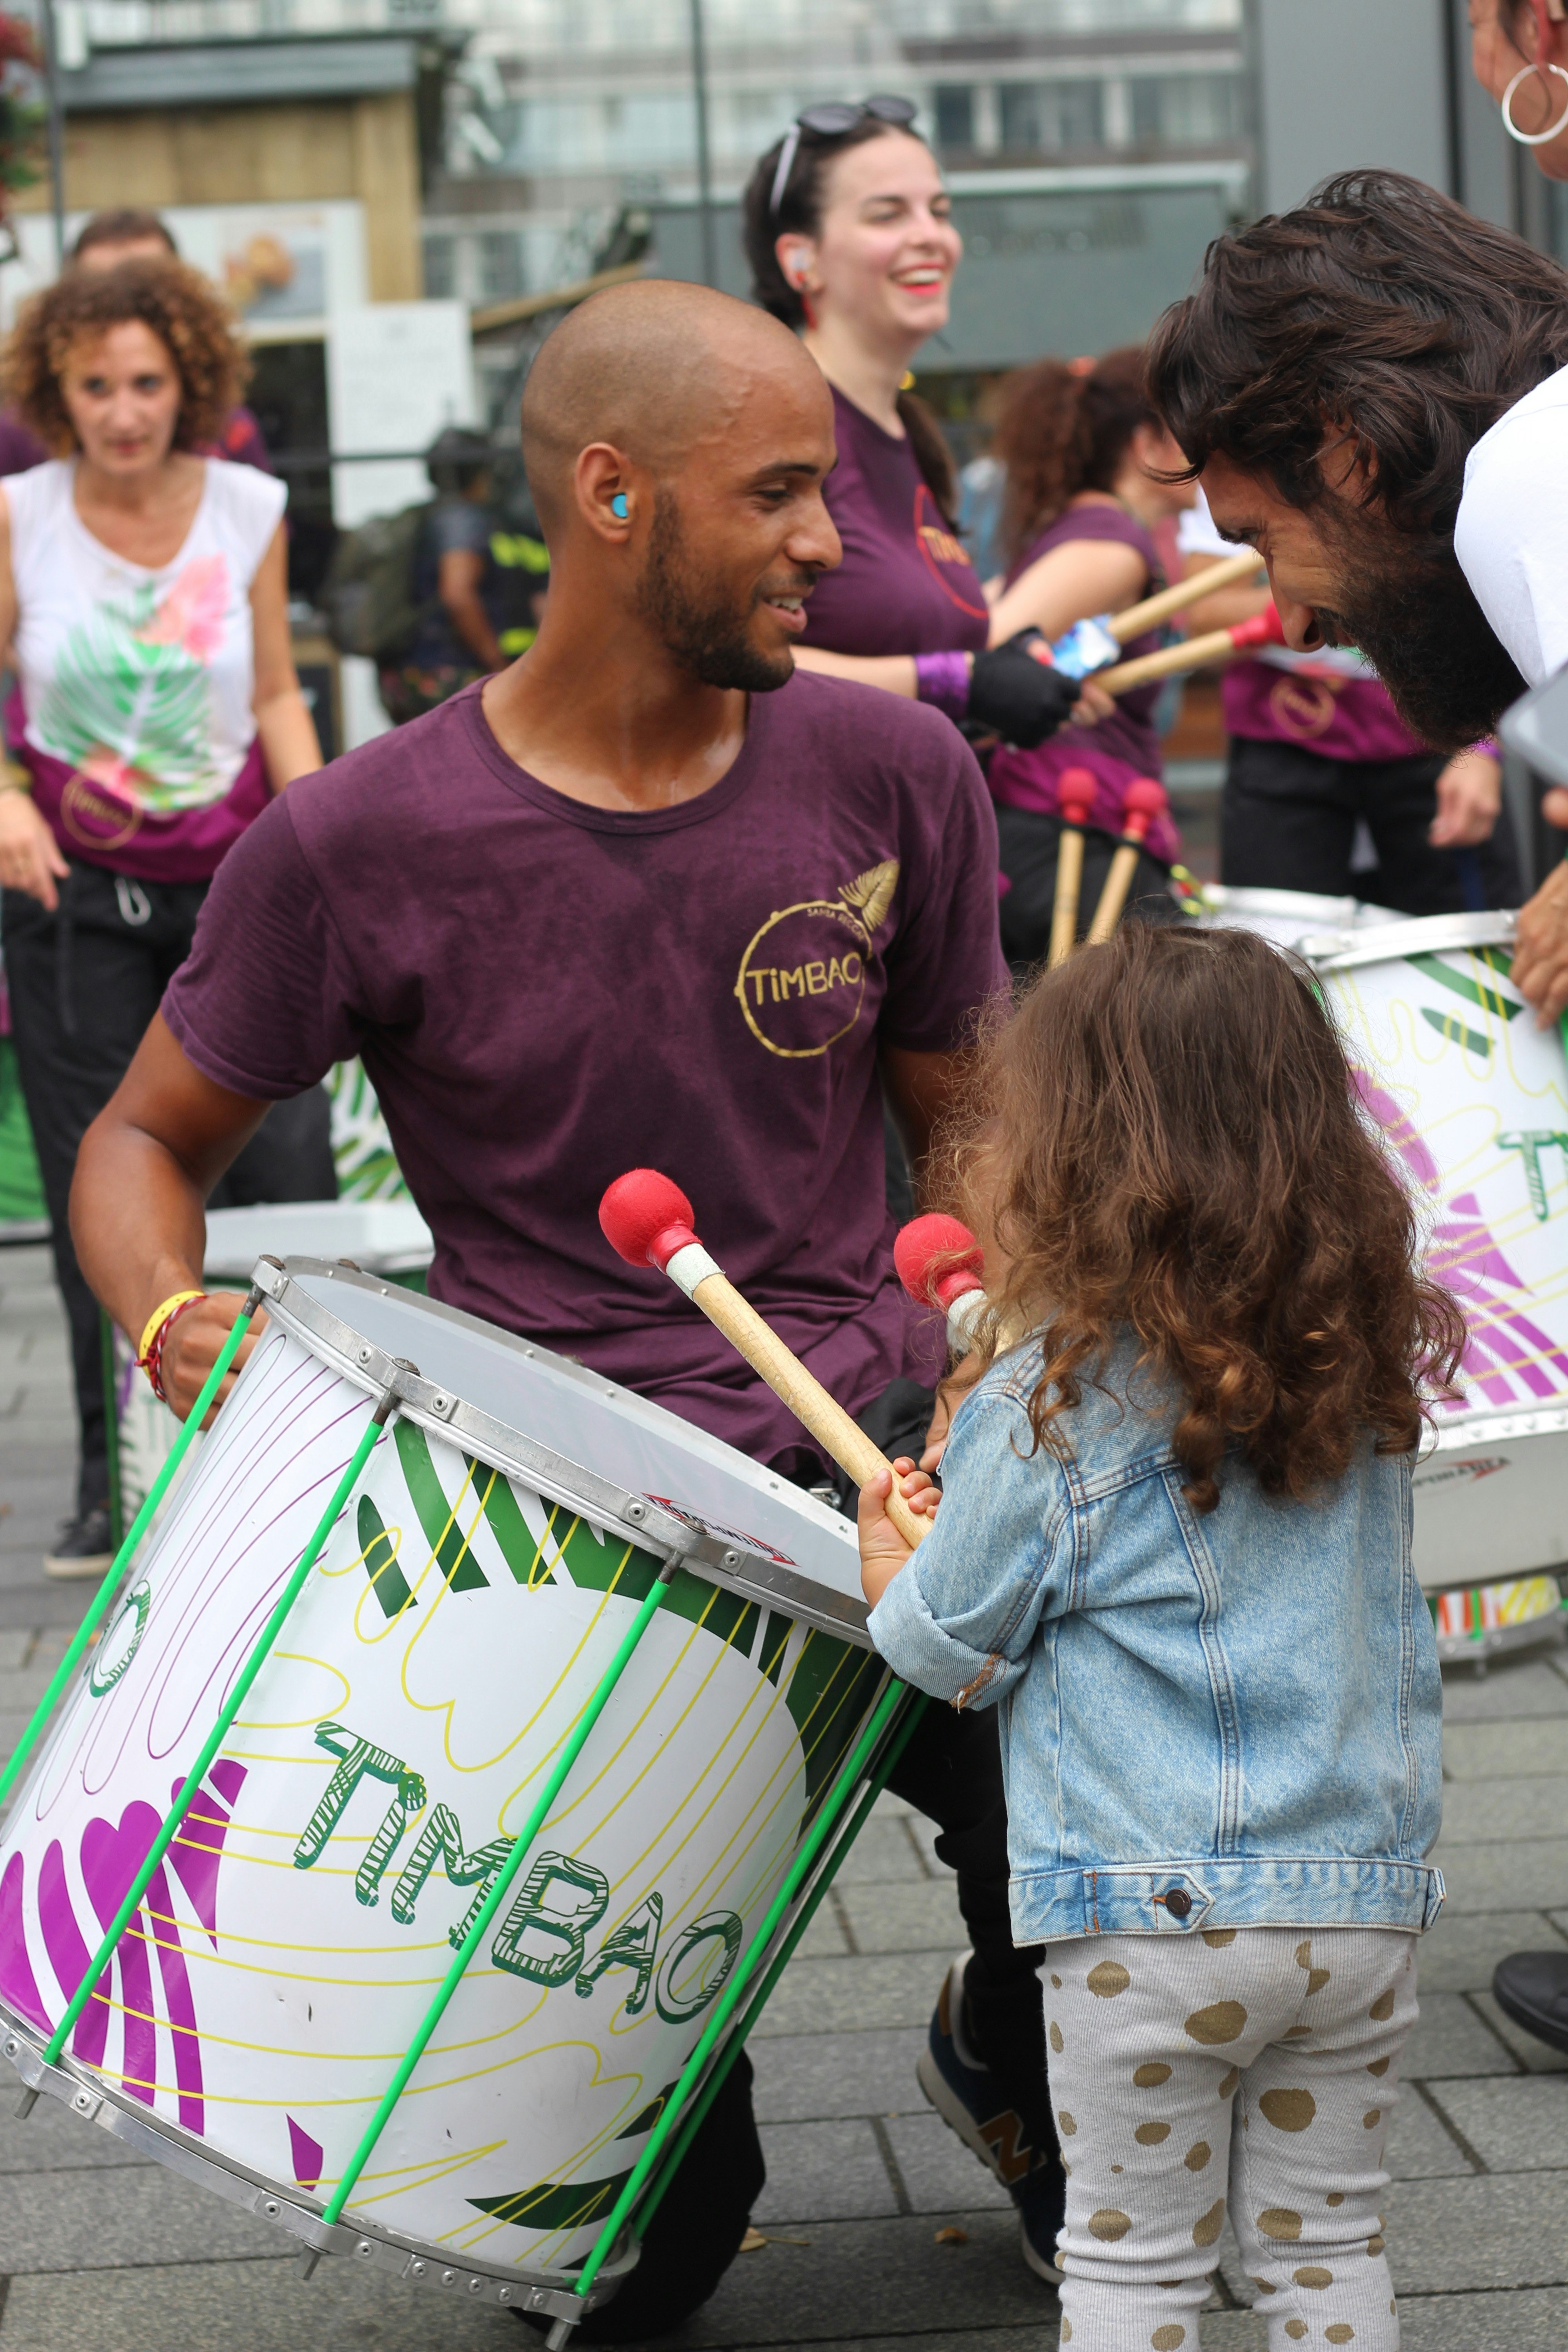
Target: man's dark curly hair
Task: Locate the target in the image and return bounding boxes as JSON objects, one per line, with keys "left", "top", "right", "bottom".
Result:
{"left": 1, "top": 257, "right": 250, "bottom": 455}
{"left": 1146, "top": 169, "right": 1568, "bottom": 539}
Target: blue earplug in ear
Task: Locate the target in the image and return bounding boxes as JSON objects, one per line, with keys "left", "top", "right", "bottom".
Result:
{"left": 612, "top": 493, "right": 629, "bottom": 519}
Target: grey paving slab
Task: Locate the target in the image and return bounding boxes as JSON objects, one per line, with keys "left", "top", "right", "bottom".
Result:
{"left": 1431, "top": 1837, "right": 1568, "bottom": 1914}
{"left": 0, "top": 2160, "right": 283, "bottom": 2271}
{"left": 531, "top": 2210, "right": 1063, "bottom": 2347}
{"left": 1439, "top": 1659, "right": 1568, "bottom": 1722}
{"left": 793, "top": 1906, "right": 853, "bottom": 1961}
{"left": 1439, "top": 1721, "right": 1568, "bottom": 1769}
{"left": 1440, "top": 1775, "right": 1568, "bottom": 1842}
{"left": 881, "top": 2111, "right": 1012, "bottom": 2215}
{"left": 0, "top": 1584, "right": 98, "bottom": 1632}
{"left": 836, "top": 1882, "right": 965, "bottom": 1958}
{"left": 0, "top": 2257, "right": 522, "bottom": 2350}
{"left": 1470, "top": 1987, "right": 1568, "bottom": 2073}
{"left": 751, "top": 1951, "right": 946, "bottom": 2039}
{"left": 1416, "top": 1908, "right": 1566, "bottom": 1992}
{"left": 753, "top": 2118, "right": 902, "bottom": 2224}
{"left": 1385, "top": 2168, "right": 1568, "bottom": 2291}
{"left": 0, "top": 1667, "right": 68, "bottom": 1714}
{"left": 832, "top": 1818, "right": 931, "bottom": 1886}
{"left": 0, "top": 1629, "right": 28, "bottom": 1671}
{"left": 1402, "top": 1989, "right": 1518, "bottom": 2080}
{"left": 0, "top": 2091, "right": 153, "bottom": 2175}
{"left": 1386, "top": 2085, "right": 1479, "bottom": 2179}
{"left": 1398, "top": 2288, "right": 1568, "bottom": 2349}
{"left": 750, "top": 2027, "right": 927, "bottom": 2123}
{"left": 1431, "top": 2074, "right": 1568, "bottom": 2171}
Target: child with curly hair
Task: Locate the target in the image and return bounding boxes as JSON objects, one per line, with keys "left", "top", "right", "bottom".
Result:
{"left": 858, "top": 920, "right": 1462, "bottom": 2352}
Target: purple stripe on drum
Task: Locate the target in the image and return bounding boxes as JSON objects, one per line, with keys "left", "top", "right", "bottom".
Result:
{"left": 1357, "top": 1072, "right": 1568, "bottom": 1412}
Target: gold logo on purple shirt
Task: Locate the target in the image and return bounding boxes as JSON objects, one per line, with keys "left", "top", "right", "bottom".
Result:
{"left": 734, "top": 860, "right": 898, "bottom": 1059}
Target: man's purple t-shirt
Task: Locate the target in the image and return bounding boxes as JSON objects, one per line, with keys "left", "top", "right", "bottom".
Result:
{"left": 802, "top": 388, "right": 990, "bottom": 658}
{"left": 1220, "top": 661, "right": 1426, "bottom": 765}
{"left": 162, "top": 674, "right": 1007, "bottom": 1471}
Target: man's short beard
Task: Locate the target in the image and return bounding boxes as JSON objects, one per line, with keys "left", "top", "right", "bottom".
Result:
{"left": 1314, "top": 516, "right": 1525, "bottom": 753}
{"left": 634, "top": 487, "right": 793, "bottom": 693}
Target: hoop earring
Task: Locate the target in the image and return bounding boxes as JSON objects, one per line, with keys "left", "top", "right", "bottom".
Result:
{"left": 1502, "top": 60, "right": 1568, "bottom": 144}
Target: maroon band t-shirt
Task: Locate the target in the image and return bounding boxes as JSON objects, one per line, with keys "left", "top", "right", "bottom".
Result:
{"left": 162, "top": 674, "right": 1007, "bottom": 1469}
{"left": 802, "top": 387, "right": 990, "bottom": 657}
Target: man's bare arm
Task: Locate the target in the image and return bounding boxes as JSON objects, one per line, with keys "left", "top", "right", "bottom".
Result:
{"left": 71, "top": 1013, "right": 275, "bottom": 1418}
{"left": 881, "top": 1044, "right": 966, "bottom": 1207}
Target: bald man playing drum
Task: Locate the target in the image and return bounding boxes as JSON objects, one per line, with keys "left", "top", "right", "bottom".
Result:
{"left": 69, "top": 282, "right": 1064, "bottom": 2333}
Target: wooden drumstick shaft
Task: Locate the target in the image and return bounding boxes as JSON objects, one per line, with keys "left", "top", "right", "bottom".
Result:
{"left": 1108, "top": 549, "right": 1264, "bottom": 644}
{"left": 1095, "top": 624, "right": 1239, "bottom": 695}
{"left": 1086, "top": 843, "right": 1141, "bottom": 945}
{"left": 683, "top": 1265, "right": 931, "bottom": 1548}
{"left": 1049, "top": 827, "right": 1085, "bottom": 969}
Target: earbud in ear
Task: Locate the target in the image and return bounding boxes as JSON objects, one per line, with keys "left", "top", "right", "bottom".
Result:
{"left": 611, "top": 493, "right": 629, "bottom": 519}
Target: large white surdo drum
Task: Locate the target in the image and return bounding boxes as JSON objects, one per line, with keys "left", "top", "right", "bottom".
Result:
{"left": 1194, "top": 884, "right": 1405, "bottom": 952}
{"left": 0, "top": 1262, "right": 895, "bottom": 2327}
{"left": 1305, "top": 914, "right": 1568, "bottom": 1597}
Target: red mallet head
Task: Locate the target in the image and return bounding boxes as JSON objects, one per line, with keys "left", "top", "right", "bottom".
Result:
{"left": 1057, "top": 766, "right": 1097, "bottom": 828}
{"left": 894, "top": 1214, "right": 985, "bottom": 1312}
{"left": 599, "top": 1169, "right": 699, "bottom": 1273}
{"left": 1228, "top": 603, "right": 1286, "bottom": 652}
{"left": 1119, "top": 775, "right": 1168, "bottom": 844}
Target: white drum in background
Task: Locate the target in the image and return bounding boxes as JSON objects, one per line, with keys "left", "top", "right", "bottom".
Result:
{"left": 1194, "top": 885, "right": 1404, "bottom": 952}
{"left": 109, "top": 1200, "right": 434, "bottom": 1535}
{"left": 3, "top": 1262, "right": 886, "bottom": 2315}
{"left": 1305, "top": 914, "right": 1568, "bottom": 1595}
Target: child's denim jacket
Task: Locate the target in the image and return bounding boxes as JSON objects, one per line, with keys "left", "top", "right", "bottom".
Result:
{"left": 868, "top": 1336, "right": 1444, "bottom": 1945}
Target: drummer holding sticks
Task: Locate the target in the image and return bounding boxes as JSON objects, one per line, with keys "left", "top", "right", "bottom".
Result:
{"left": 69, "top": 279, "right": 1066, "bottom": 2328}
{"left": 1144, "top": 166, "right": 1568, "bottom": 1023}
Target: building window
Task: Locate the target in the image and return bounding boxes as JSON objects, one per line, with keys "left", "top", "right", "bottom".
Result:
{"left": 935, "top": 84, "right": 975, "bottom": 150}
{"left": 1000, "top": 79, "right": 1105, "bottom": 154}
{"left": 423, "top": 235, "right": 456, "bottom": 301}
{"left": 479, "top": 231, "right": 524, "bottom": 301}
{"left": 1129, "top": 73, "right": 1239, "bottom": 147}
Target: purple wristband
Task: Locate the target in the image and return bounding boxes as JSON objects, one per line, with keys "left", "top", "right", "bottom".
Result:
{"left": 914, "top": 650, "right": 971, "bottom": 721}
{"left": 1467, "top": 737, "right": 1499, "bottom": 759}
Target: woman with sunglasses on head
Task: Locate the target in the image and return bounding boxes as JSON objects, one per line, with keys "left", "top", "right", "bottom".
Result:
{"left": 739, "top": 100, "right": 1075, "bottom": 2295}
{"left": 741, "top": 99, "right": 1104, "bottom": 757}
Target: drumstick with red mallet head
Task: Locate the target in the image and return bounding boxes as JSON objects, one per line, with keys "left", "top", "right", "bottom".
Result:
{"left": 599, "top": 1170, "right": 933, "bottom": 1548}
{"left": 1093, "top": 602, "right": 1287, "bottom": 696}
{"left": 893, "top": 1215, "right": 989, "bottom": 1355}
{"left": 1049, "top": 766, "right": 1098, "bottom": 970}
{"left": 1086, "top": 776, "right": 1169, "bottom": 946}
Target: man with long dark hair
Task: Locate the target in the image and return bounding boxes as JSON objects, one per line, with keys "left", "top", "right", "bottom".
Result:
{"left": 1146, "top": 168, "right": 1568, "bottom": 1018}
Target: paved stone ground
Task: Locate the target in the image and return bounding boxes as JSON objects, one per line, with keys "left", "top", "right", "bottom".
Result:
{"left": 0, "top": 1240, "right": 1564, "bottom": 2351}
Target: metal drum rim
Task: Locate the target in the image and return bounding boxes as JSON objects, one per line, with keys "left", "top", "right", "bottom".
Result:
{"left": 250, "top": 1256, "right": 874, "bottom": 1649}
{"left": 1300, "top": 909, "right": 1520, "bottom": 973}
{"left": 0, "top": 2002, "right": 637, "bottom": 2320}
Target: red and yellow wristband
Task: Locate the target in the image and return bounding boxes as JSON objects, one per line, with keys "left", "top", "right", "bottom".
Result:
{"left": 135, "top": 1289, "right": 207, "bottom": 1406}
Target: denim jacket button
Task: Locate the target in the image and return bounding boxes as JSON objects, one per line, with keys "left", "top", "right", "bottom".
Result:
{"left": 1165, "top": 1887, "right": 1192, "bottom": 1920}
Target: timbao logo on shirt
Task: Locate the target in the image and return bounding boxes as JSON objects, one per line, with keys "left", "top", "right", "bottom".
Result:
{"left": 912, "top": 484, "right": 988, "bottom": 619}
{"left": 734, "top": 860, "right": 899, "bottom": 1058}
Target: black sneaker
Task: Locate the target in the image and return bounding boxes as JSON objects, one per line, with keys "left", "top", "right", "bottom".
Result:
{"left": 44, "top": 1507, "right": 114, "bottom": 1581}
{"left": 917, "top": 1950, "right": 1065, "bottom": 2283}
{"left": 1492, "top": 1950, "right": 1568, "bottom": 2055}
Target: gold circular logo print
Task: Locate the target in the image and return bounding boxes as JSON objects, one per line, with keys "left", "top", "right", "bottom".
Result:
{"left": 734, "top": 860, "right": 899, "bottom": 1060}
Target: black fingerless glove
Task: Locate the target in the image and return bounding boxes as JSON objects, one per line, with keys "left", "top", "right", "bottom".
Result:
{"left": 967, "top": 632, "right": 1080, "bottom": 750}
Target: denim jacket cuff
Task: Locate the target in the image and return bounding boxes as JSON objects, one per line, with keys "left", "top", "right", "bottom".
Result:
{"left": 867, "top": 1563, "right": 1019, "bottom": 1709}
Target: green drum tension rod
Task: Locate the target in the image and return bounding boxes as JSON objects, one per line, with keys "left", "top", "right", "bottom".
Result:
{"left": 0, "top": 1288, "right": 261, "bottom": 1821}
{"left": 314, "top": 1553, "right": 684, "bottom": 2250}
{"left": 628, "top": 1688, "right": 929, "bottom": 2252}
{"left": 559, "top": 1671, "right": 911, "bottom": 2337}
{"left": 21, "top": 1386, "right": 397, "bottom": 2114}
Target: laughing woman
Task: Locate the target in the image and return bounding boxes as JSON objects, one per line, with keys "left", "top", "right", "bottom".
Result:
{"left": 0, "top": 258, "right": 325, "bottom": 1578}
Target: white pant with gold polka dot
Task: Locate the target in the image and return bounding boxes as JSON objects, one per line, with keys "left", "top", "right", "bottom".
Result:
{"left": 1043, "top": 1923, "right": 1419, "bottom": 2351}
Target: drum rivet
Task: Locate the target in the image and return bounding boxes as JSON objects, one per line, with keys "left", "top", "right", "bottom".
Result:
{"left": 442, "top": 2268, "right": 456, "bottom": 2285}
{"left": 411, "top": 2260, "right": 426, "bottom": 2277}
{"left": 498, "top": 2288, "right": 511, "bottom": 2303}
{"left": 74, "top": 2090, "right": 93, "bottom": 2110}
{"left": 721, "top": 1549, "right": 740, "bottom": 1569}
{"left": 264, "top": 2199, "right": 279, "bottom": 2217}
{"left": 357, "top": 2239, "right": 374, "bottom": 2257}
{"left": 469, "top": 2277, "right": 483, "bottom": 2293}
{"left": 358, "top": 1347, "right": 372, "bottom": 1363}
{"left": 625, "top": 1501, "right": 645, "bottom": 1520}
{"left": 3, "top": 2039, "right": 15, "bottom": 2057}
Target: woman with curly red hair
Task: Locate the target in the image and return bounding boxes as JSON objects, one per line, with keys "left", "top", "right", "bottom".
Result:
{"left": 858, "top": 920, "right": 1460, "bottom": 2352}
{"left": 0, "top": 257, "right": 324, "bottom": 1577}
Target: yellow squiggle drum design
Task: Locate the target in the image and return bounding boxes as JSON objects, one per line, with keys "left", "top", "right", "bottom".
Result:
{"left": 0, "top": 1265, "right": 884, "bottom": 2302}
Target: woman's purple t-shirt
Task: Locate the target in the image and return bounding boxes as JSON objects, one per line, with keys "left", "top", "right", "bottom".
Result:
{"left": 987, "top": 502, "right": 1180, "bottom": 861}
{"left": 161, "top": 674, "right": 1008, "bottom": 1473}
{"left": 802, "top": 387, "right": 990, "bottom": 658}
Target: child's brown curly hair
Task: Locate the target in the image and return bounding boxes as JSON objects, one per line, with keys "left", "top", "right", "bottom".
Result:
{"left": 1, "top": 257, "right": 250, "bottom": 455}
{"left": 942, "top": 921, "right": 1467, "bottom": 1514}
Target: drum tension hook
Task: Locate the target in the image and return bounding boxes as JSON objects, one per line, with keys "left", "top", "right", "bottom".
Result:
{"left": 544, "top": 2321, "right": 578, "bottom": 2350}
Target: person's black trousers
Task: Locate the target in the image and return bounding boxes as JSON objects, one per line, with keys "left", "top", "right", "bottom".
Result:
{"left": 1220, "top": 736, "right": 1522, "bottom": 914}
{"left": 3, "top": 863, "right": 337, "bottom": 1516}
{"left": 995, "top": 804, "right": 1179, "bottom": 979}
